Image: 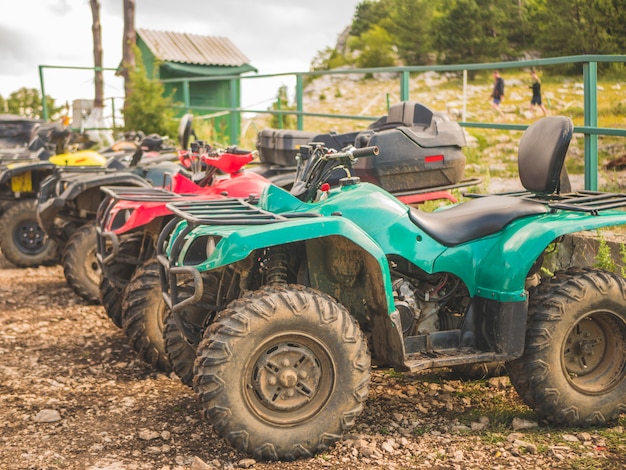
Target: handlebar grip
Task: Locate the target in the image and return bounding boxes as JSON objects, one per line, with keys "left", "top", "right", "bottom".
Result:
{"left": 351, "top": 146, "right": 379, "bottom": 158}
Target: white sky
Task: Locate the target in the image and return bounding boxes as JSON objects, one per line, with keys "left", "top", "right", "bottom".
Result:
{"left": 0, "top": 0, "right": 362, "bottom": 112}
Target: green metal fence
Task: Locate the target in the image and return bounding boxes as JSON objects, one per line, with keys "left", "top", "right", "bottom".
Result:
{"left": 39, "top": 55, "right": 626, "bottom": 190}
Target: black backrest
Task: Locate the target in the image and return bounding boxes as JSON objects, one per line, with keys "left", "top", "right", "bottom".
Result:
{"left": 368, "top": 101, "right": 435, "bottom": 131}
{"left": 518, "top": 116, "right": 573, "bottom": 194}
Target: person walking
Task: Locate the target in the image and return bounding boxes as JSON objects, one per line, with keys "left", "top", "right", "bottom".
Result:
{"left": 490, "top": 70, "right": 505, "bottom": 117}
{"left": 529, "top": 70, "right": 548, "bottom": 116}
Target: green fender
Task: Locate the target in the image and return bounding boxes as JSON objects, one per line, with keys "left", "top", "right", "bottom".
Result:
{"left": 175, "top": 215, "right": 398, "bottom": 314}
{"left": 435, "top": 209, "right": 626, "bottom": 302}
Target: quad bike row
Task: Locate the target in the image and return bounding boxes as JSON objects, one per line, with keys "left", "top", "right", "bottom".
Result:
{"left": 10, "top": 103, "right": 623, "bottom": 462}
{"left": 0, "top": 122, "right": 168, "bottom": 268}
{"left": 153, "top": 114, "right": 626, "bottom": 460}
{"left": 91, "top": 102, "right": 484, "bottom": 371}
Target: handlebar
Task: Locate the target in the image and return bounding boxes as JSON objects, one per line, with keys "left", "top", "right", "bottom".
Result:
{"left": 325, "top": 145, "right": 379, "bottom": 160}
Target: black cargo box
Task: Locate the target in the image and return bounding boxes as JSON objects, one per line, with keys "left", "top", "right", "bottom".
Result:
{"left": 255, "top": 101, "right": 467, "bottom": 193}
{"left": 353, "top": 124, "right": 466, "bottom": 192}
{"left": 256, "top": 129, "right": 318, "bottom": 167}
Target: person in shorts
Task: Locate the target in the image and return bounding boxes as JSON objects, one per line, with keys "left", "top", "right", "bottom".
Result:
{"left": 490, "top": 70, "right": 505, "bottom": 117}
{"left": 529, "top": 70, "right": 548, "bottom": 116}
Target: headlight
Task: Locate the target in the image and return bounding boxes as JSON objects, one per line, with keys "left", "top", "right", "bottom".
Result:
{"left": 183, "top": 235, "right": 222, "bottom": 266}
{"left": 206, "top": 236, "right": 218, "bottom": 258}
{"left": 111, "top": 208, "right": 134, "bottom": 230}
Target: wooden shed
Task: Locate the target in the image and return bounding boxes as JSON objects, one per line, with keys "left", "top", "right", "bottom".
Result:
{"left": 136, "top": 28, "right": 256, "bottom": 142}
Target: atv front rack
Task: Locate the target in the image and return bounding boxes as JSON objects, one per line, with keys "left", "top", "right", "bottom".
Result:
{"left": 157, "top": 197, "right": 320, "bottom": 313}
{"left": 96, "top": 186, "right": 194, "bottom": 285}
{"left": 100, "top": 185, "right": 183, "bottom": 203}
{"left": 469, "top": 190, "right": 626, "bottom": 216}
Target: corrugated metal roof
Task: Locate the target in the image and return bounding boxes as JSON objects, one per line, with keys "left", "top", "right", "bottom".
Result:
{"left": 137, "top": 28, "right": 251, "bottom": 67}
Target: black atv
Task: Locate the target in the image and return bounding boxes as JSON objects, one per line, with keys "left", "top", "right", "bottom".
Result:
{"left": 36, "top": 132, "right": 180, "bottom": 302}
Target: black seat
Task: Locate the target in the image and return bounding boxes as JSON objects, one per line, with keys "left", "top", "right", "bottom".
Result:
{"left": 409, "top": 116, "right": 573, "bottom": 246}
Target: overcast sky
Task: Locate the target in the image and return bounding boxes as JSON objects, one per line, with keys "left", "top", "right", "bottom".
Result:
{"left": 0, "top": 0, "right": 362, "bottom": 111}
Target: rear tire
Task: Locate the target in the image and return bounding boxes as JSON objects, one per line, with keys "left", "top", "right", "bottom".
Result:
{"left": 62, "top": 223, "right": 101, "bottom": 303}
{"left": 0, "top": 199, "right": 59, "bottom": 267}
{"left": 194, "top": 285, "right": 371, "bottom": 460}
{"left": 507, "top": 268, "right": 626, "bottom": 426}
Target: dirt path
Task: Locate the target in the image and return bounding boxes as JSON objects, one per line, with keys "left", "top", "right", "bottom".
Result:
{"left": 0, "top": 258, "right": 624, "bottom": 470}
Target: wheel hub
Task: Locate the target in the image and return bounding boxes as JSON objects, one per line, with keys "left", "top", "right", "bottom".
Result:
{"left": 252, "top": 342, "right": 322, "bottom": 413}
{"left": 564, "top": 317, "right": 605, "bottom": 376}
{"left": 16, "top": 222, "right": 46, "bottom": 253}
{"left": 563, "top": 312, "right": 626, "bottom": 394}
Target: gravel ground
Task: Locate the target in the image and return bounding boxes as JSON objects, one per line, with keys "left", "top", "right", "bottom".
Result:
{"left": 0, "top": 257, "right": 624, "bottom": 470}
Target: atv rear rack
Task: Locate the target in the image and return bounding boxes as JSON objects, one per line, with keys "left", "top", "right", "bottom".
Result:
{"left": 166, "top": 198, "right": 320, "bottom": 227}
{"left": 469, "top": 190, "right": 626, "bottom": 215}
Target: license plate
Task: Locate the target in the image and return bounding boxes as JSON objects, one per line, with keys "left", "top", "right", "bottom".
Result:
{"left": 11, "top": 171, "right": 32, "bottom": 193}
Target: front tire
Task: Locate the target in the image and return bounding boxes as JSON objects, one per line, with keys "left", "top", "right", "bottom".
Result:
{"left": 507, "top": 268, "right": 626, "bottom": 426}
{"left": 99, "top": 232, "right": 145, "bottom": 328}
{"left": 62, "top": 222, "right": 101, "bottom": 303}
{"left": 164, "top": 267, "right": 239, "bottom": 387}
{"left": 194, "top": 285, "right": 371, "bottom": 460}
{"left": 121, "top": 259, "right": 171, "bottom": 372}
{"left": 0, "top": 199, "right": 59, "bottom": 267}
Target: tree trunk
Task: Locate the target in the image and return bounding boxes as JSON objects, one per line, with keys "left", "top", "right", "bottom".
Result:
{"left": 122, "top": 0, "right": 136, "bottom": 110}
{"left": 89, "top": 0, "right": 104, "bottom": 108}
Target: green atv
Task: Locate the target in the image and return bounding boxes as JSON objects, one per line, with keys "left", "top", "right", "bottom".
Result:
{"left": 158, "top": 116, "right": 626, "bottom": 460}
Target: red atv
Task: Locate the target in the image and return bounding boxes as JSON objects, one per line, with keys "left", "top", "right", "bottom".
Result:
{"left": 96, "top": 141, "right": 270, "bottom": 372}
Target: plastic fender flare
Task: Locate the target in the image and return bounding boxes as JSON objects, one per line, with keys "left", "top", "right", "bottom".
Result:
{"left": 0, "top": 162, "right": 55, "bottom": 185}
{"left": 450, "top": 211, "right": 626, "bottom": 302}
{"left": 180, "top": 216, "right": 397, "bottom": 314}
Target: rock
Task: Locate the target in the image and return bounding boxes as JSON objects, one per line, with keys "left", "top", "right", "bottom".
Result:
{"left": 138, "top": 429, "right": 161, "bottom": 441}
{"left": 190, "top": 457, "right": 212, "bottom": 470}
{"left": 34, "top": 409, "right": 61, "bottom": 423}
{"left": 238, "top": 458, "right": 256, "bottom": 468}
{"left": 562, "top": 434, "right": 580, "bottom": 443}
{"left": 511, "top": 417, "right": 538, "bottom": 430}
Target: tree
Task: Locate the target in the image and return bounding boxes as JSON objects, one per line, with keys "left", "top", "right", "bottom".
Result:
{"left": 122, "top": 0, "right": 136, "bottom": 110}
{"left": 122, "top": 47, "right": 176, "bottom": 136}
{"left": 351, "top": 0, "right": 391, "bottom": 37}
{"left": 528, "top": 0, "right": 622, "bottom": 57}
{"left": 269, "top": 85, "right": 296, "bottom": 129}
{"left": 386, "top": 0, "right": 434, "bottom": 65}
{"left": 5, "top": 88, "right": 63, "bottom": 120}
{"left": 89, "top": 0, "right": 104, "bottom": 108}
{"left": 349, "top": 24, "right": 397, "bottom": 69}
{"left": 433, "top": 0, "right": 510, "bottom": 67}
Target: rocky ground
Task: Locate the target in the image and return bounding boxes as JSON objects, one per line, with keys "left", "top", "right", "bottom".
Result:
{"left": 0, "top": 255, "right": 625, "bottom": 470}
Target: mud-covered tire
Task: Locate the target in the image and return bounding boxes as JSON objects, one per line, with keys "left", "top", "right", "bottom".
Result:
{"left": 100, "top": 276, "right": 125, "bottom": 328}
{"left": 507, "top": 268, "right": 626, "bottom": 426}
{"left": 194, "top": 285, "right": 371, "bottom": 460}
{"left": 62, "top": 223, "right": 101, "bottom": 303}
{"left": 164, "top": 267, "right": 238, "bottom": 387}
{"left": 0, "top": 199, "right": 59, "bottom": 267}
{"left": 121, "top": 259, "right": 171, "bottom": 372}
{"left": 163, "top": 313, "right": 196, "bottom": 386}
{"left": 99, "top": 233, "right": 144, "bottom": 328}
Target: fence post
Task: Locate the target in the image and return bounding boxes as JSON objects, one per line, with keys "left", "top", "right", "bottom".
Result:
{"left": 39, "top": 66, "right": 49, "bottom": 121}
{"left": 400, "top": 70, "right": 410, "bottom": 102}
{"left": 583, "top": 61, "right": 598, "bottom": 191}
{"left": 462, "top": 69, "right": 468, "bottom": 122}
{"left": 229, "top": 78, "right": 240, "bottom": 145}
{"left": 296, "top": 74, "right": 304, "bottom": 130}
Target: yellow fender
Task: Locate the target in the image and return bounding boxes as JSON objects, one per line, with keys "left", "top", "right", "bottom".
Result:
{"left": 49, "top": 150, "right": 108, "bottom": 167}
